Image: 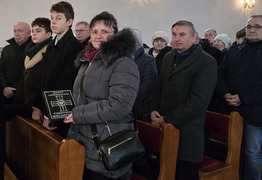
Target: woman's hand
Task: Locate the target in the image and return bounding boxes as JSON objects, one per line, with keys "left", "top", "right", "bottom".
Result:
{"left": 64, "top": 113, "right": 75, "bottom": 124}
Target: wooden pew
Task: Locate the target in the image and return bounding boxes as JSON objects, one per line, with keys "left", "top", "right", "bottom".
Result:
{"left": 132, "top": 120, "right": 180, "bottom": 180}
{"left": 5, "top": 116, "right": 85, "bottom": 180}
{"left": 4, "top": 163, "right": 18, "bottom": 180}
{"left": 198, "top": 111, "right": 244, "bottom": 180}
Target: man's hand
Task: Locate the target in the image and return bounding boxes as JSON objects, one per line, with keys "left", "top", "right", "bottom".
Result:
{"left": 32, "top": 108, "right": 43, "bottom": 124}
{"left": 227, "top": 94, "right": 241, "bottom": 106}
{"left": 3, "top": 87, "right": 16, "bottom": 99}
{"left": 151, "top": 111, "right": 164, "bottom": 126}
{"left": 223, "top": 93, "right": 241, "bottom": 106}
{"left": 223, "top": 93, "right": 233, "bottom": 103}
{"left": 42, "top": 118, "right": 57, "bottom": 130}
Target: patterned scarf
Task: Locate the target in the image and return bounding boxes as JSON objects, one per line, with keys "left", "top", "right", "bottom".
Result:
{"left": 85, "top": 45, "right": 100, "bottom": 62}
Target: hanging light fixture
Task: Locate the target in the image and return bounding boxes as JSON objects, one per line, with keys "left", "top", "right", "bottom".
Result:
{"left": 244, "top": 0, "right": 255, "bottom": 9}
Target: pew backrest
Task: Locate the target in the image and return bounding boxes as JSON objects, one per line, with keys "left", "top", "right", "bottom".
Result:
{"left": 132, "top": 121, "right": 180, "bottom": 180}
{"left": 6, "top": 116, "right": 85, "bottom": 180}
{"left": 198, "top": 111, "right": 244, "bottom": 180}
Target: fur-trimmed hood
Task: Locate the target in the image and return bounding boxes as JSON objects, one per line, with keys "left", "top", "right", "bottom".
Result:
{"left": 74, "top": 28, "right": 136, "bottom": 68}
{"left": 100, "top": 28, "right": 136, "bottom": 67}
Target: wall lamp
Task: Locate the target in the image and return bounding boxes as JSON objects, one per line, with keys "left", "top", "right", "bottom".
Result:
{"left": 244, "top": 0, "right": 255, "bottom": 9}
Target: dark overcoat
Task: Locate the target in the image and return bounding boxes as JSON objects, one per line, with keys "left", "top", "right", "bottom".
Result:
{"left": 148, "top": 46, "right": 172, "bottom": 74}
{"left": 0, "top": 37, "right": 31, "bottom": 88}
{"left": 151, "top": 45, "right": 217, "bottom": 162}
{"left": 216, "top": 39, "right": 262, "bottom": 127}
{"left": 41, "top": 29, "right": 83, "bottom": 91}
{"left": 38, "top": 29, "right": 83, "bottom": 137}
{"left": 0, "top": 80, "right": 4, "bottom": 179}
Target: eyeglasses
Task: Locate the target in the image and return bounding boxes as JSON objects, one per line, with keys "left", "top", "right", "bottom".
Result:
{"left": 91, "top": 29, "right": 113, "bottom": 37}
{"left": 246, "top": 25, "right": 262, "bottom": 30}
{"left": 74, "top": 29, "right": 88, "bottom": 33}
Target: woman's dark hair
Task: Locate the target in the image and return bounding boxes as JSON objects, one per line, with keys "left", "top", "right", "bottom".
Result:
{"left": 32, "top": 17, "right": 52, "bottom": 34}
{"left": 90, "top": 11, "right": 118, "bottom": 33}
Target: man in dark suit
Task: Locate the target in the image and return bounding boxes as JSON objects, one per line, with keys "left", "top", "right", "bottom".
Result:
{"left": 150, "top": 20, "right": 217, "bottom": 180}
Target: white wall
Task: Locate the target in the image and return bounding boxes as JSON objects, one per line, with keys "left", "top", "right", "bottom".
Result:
{"left": 0, "top": 0, "right": 261, "bottom": 46}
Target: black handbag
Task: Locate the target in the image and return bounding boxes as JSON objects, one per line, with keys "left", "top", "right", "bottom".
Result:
{"left": 91, "top": 121, "right": 145, "bottom": 171}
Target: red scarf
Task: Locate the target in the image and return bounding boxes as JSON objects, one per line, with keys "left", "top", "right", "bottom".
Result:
{"left": 85, "top": 45, "right": 100, "bottom": 62}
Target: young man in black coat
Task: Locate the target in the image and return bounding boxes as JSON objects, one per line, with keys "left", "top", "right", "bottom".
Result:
{"left": 34, "top": 1, "right": 84, "bottom": 137}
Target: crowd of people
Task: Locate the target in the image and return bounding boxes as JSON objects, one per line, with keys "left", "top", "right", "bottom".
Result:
{"left": 0, "top": 1, "right": 262, "bottom": 180}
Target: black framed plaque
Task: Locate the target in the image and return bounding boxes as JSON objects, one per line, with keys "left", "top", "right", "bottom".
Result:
{"left": 42, "top": 90, "right": 75, "bottom": 122}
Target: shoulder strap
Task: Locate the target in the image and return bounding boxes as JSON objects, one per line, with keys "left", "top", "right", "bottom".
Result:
{"left": 133, "top": 109, "right": 138, "bottom": 132}
{"left": 91, "top": 124, "right": 100, "bottom": 149}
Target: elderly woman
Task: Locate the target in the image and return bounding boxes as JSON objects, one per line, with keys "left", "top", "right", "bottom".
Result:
{"left": 213, "top": 33, "right": 231, "bottom": 58}
{"left": 148, "top": 31, "right": 172, "bottom": 75}
{"left": 64, "top": 12, "right": 139, "bottom": 180}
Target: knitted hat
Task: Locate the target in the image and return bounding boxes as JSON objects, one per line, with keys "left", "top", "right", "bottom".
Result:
{"left": 152, "top": 31, "right": 169, "bottom": 45}
{"left": 214, "top": 33, "right": 230, "bottom": 48}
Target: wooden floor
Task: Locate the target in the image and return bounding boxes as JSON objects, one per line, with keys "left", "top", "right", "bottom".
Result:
{"left": 4, "top": 164, "right": 17, "bottom": 180}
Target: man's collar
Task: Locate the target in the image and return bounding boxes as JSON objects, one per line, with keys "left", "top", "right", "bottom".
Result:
{"left": 175, "top": 44, "right": 196, "bottom": 57}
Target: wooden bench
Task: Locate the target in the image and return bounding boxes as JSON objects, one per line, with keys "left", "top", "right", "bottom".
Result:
{"left": 5, "top": 116, "right": 85, "bottom": 180}
{"left": 198, "top": 111, "right": 244, "bottom": 180}
{"left": 4, "top": 163, "right": 18, "bottom": 180}
{"left": 132, "top": 120, "right": 180, "bottom": 180}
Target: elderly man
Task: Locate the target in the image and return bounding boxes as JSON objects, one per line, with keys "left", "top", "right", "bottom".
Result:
{"left": 0, "top": 22, "right": 31, "bottom": 104}
{"left": 74, "top": 21, "right": 90, "bottom": 46}
{"left": 216, "top": 15, "right": 262, "bottom": 180}
{"left": 150, "top": 20, "right": 217, "bottom": 180}
{"left": 204, "top": 28, "right": 217, "bottom": 45}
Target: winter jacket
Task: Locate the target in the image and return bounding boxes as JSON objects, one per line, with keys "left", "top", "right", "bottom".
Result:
{"left": 67, "top": 29, "right": 140, "bottom": 178}
{"left": 14, "top": 38, "right": 52, "bottom": 107}
{"left": 148, "top": 46, "right": 172, "bottom": 74}
{"left": 216, "top": 39, "right": 262, "bottom": 127}
{"left": 199, "top": 38, "right": 223, "bottom": 66}
{"left": 133, "top": 47, "right": 157, "bottom": 121}
{"left": 0, "top": 37, "right": 32, "bottom": 88}
{"left": 0, "top": 80, "right": 5, "bottom": 179}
